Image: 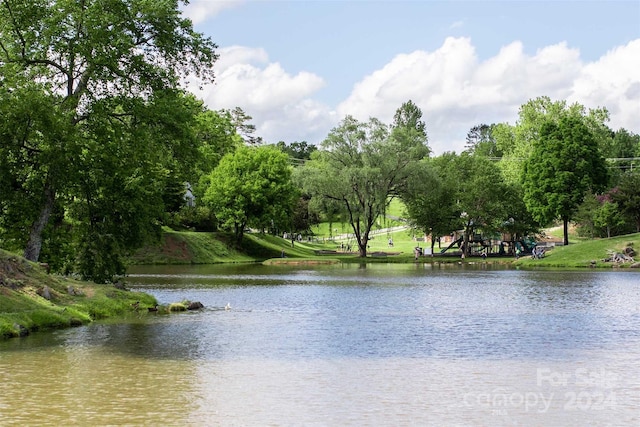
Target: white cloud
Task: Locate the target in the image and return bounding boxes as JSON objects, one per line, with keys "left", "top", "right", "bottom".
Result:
{"left": 569, "top": 39, "right": 640, "bottom": 133}
{"left": 338, "top": 37, "right": 637, "bottom": 154}
{"left": 214, "top": 45, "right": 270, "bottom": 72}
{"left": 192, "top": 46, "right": 334, "bottom": 144}
{"left": 182, "top": 0, "right": 243, "bottom": 25}
{"left": 187, "top": 38, "right": 640, "bottom": 154}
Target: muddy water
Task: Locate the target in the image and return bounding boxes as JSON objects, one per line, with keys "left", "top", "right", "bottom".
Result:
{"left": 1, "top": 264, "right": 639, "bottom": 426}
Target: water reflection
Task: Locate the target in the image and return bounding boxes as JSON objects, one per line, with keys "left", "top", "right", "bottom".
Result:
{"left": 1, "top": 265, "right": 639, "bottom": 425}
{"left": 0, "top": 330, "right": 199, "bottom": 426}
{"left": 120, "top": 265, "right": 640, "bottom": 361}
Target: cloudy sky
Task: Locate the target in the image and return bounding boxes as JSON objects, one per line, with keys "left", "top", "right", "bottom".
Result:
{"left": 182, "top": 0, "right": 640, "bottom": 154}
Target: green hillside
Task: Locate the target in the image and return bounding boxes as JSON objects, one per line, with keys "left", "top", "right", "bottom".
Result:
{"left": 131, "top": 227, "right": 640, "bottom": 270}
{"left": 516, "top": 233, "right": 640, "bottom": 268}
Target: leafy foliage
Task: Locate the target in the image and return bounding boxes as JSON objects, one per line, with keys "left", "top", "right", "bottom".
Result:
{"left": 221, "top": 107, "right": 262, "bottom": 145}
{"left": 603, "top": 128, "right": 640, "bottom": 178}
{"left": 0, "top": 0, "right": 218, "bottom": 281}
{"left": 275, "top": 140, "right": 318, "bottom": 161}
{"left": 298, "top": 101, "right": 430, "bottom": 256}
{"left": 464, "top": 124, "right": 503, "bottom": 157}
{"left": 497, "top": 96, "right": 612, "bottom": 184}
{"left": 612, "top": 171, "right": 640, "bottom": 232}
{"left": 522, "top": 116, "right": 608, "bottom": 245}
{"left": 203, "top": 146, "right": 298, "bottom": 243}
{"left": 401, "top": 156, "right": 460, "bottom": 254}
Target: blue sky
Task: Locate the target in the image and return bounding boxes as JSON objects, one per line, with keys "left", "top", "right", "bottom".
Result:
{"left": 183, "top": 1, "right": 640, "bottom": 154}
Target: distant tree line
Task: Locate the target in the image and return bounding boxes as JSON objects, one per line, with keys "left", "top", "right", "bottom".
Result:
{"left": 1, "top": 2, "right": 639, "bottom": 281}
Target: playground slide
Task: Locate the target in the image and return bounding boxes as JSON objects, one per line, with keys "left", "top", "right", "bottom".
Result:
{"left": 440, "top": 236, "right": 463, "bottom": 254}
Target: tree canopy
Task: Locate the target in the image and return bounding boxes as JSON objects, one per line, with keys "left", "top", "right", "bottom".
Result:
{"left": 450, "top": 153, "right": 509, "bottom": 256}
{"left": 464, "top": 124, "right": 503, "bottom": 157}
{"left": 401, "top": 155, "right": 460, "bottom": 256}
{"left": 203, "top": 146, "right": 298, "bottom": 244}
{"left": 275, "top": 141, "right": 317, "bottom": 161}
{"left": 522, "top": 116, "right": 608, "bottom": 245}
{"left": 297, "top": 101, "right": 430, "bottom": 257}
{"left": 612, "top": 171, "right": 640, "bottom": 233}
{"left": 496, "top": 96, "right": 611, "bottom": 184}
{"left": 0, "top": 0, "right": 217, "bottom": 281}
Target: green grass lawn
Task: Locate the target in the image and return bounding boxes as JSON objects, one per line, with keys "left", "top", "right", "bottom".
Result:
{"left": 132, "top": 220, "right": 640, "bottom": 270}
{"left": 130, "top": 230, "right": 255, "bottom": 264}
{"left": 309, "top": 199, "right": 408, "bottom": 239}
{"left": 516, "top": 233, "right": 639, "bottom": 268}
{"left": 386, "top": 198, "right": 407, "bottom": 219}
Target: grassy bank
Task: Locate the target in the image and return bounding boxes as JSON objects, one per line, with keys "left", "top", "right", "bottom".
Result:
{"left": 0, "top": 248, "right": 157, "bottom": 340}
{"left": 516, "top": 233, "right": 640, "bottom": 269}
{"left": 132, "top": 228, "right": 640, "bottom": 270}
{"left": 130, "top": 229, "right": 255, "bottom": 264}
{"left": 3, "top": 230, "right": 638, "bottom": 340}
{"left": 129, "top": 229, "right": 336, "bottom": 264}
{"left": 132, "top": 228, "right": 503, "bottom": 266}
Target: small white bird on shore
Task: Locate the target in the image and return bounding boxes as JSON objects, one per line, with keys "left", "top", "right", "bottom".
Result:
{"left": 225, "top": 303, "right": 231, "bottom": 310}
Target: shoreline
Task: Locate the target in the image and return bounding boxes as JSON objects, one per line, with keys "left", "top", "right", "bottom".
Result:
{"left": 2, "top": 232, "right": 638, "bottom": 340}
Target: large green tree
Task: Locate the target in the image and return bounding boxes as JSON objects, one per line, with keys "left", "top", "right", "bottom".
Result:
{"left": 403, "top": 151, "right": 535, "bottom": 257}
{"left": 72, "top": 92, "right": 206, "bottom": 282}
{"left": 612, "top": 171, "right": 640, "bottom": 233}
{"left": 298, "top": 101, "right": 430, "bottom": 257}
{"left": 401, "top": 155, "right": 460, "bottom": 256}
{"left": 496, "top": 97, "right": 611, "bottom": 184}
{"left": 203, "top": 146, "right": 298, "bottom": 244}
{"left": 0, "top": 0, "right": 217, "bottom": 278}
{"left": 190, "top": 107, "right": 243, "bottom": 200}
{"left": 464, "top": 124, "right": 503, "bottom": 157}
{"left": 450, "top": 153, "right": 508, "bottom": 256}
{"left": 522, "top": 116, "right": 608, "bottom": 245}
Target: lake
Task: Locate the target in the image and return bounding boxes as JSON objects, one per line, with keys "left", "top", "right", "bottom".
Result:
{"left": 1, "top": 263, "right": 639, "bottom": 426}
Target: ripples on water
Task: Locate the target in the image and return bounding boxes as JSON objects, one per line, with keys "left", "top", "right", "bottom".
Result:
{"left": 124, "top": 265, "right": 640, "bottom": 361}
{"left": 1, "top": 264, "right": 639, "bottom": 426}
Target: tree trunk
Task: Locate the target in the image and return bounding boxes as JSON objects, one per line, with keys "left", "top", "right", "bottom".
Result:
{"left": 463, "top": 223, "right": 472, "bottom": 257}
{"left": 348, "top": 214, "right": 368, "bottom": 257}
{"left": 358, "top": 240, "right": 367, "bottom": 257}
{"left": 234, "top": 222, "right": 245, "bottom": 245}
{"left": 24, "top": 181, "right": 56, "bottom": 262}
{"left": 355, "top": 227, "right": 370, "bottom": 257}
{"left": 357, "top": 226, "right": 370, "bottom": 257}
{"left": 430, "top": 233, "right": 436, "bottom": 257}
{"left": 563, "top": 217, "right": 570, "bottom": 246}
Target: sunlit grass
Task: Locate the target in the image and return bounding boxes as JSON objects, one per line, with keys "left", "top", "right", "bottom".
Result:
{"left": 130, "top": 231, "right": 254, "bottom": 264}
{"left": 309, "top": 199, "right": 408, "bottom": 239}
{"left": 0, "top": 248, "right": 157, "bottom": 339}
{"left": 543, "top": 224, "right": 589, "bottom": 242}
{"left": 516, "top": 233, "right": 639, "bottom": 268}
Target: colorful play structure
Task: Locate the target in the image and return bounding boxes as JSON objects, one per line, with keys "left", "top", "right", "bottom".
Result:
{"left": 439, "top": 232, "right": 537, "bottom": 257}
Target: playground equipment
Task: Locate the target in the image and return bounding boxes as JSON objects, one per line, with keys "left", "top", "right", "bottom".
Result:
{"left": 439, "top": 233, "right": 536, "bottom": 256}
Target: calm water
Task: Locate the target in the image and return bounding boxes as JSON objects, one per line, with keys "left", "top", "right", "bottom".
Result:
{"left": 1, "top": 264, "right": 639, "bottom": 426}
